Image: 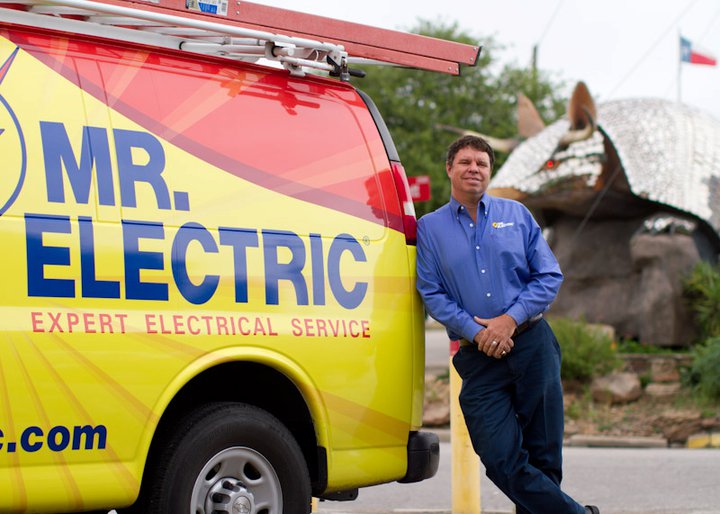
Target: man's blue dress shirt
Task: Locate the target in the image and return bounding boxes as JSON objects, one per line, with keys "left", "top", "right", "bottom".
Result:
{"left": 416, "top": 194, "right": 563, "bottom": 342}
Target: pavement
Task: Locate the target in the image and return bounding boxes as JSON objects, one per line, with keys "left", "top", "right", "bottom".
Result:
{"left": 315, "top": 443, "right": 720, "bottom": 514}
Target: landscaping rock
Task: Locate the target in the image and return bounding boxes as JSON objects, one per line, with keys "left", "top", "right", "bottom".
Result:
{"left": 701, "top": 417, "right": 720, "bottom": 430}
{"left": 645, "top": 382, "right": 682, "bottom": 400}
{"left": 591, "top": 371, "right": 642, "bottom": 404}
{"left": 650, "top": 358, "right": 682, "bottom": 383}
{"left": 587, "top": 323, "right": 616, "bottom": 341}
{"left": 655, "top": 411, "right": 704, "bottom": 444}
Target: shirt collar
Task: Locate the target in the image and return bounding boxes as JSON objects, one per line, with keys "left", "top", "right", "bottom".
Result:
{"left": 449, "top": 193, "right": 492, "bottom": 217}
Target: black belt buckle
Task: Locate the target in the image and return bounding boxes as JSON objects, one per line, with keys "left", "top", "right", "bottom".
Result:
{"left": 514, "top": 313, "right": 543, "bottom": 336}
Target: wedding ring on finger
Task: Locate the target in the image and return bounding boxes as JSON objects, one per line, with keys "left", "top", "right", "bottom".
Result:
{"left": 491, "top": 340, "right": 498, "bottom": 345}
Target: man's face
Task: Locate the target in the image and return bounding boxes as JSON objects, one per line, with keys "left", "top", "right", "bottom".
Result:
{"left": 446, "top": 146, "right": 492, "bottom": 202}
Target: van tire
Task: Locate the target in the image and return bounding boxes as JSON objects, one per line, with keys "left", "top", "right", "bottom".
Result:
{"left": 120, "top": 402, "right": 311, "bottom": 514}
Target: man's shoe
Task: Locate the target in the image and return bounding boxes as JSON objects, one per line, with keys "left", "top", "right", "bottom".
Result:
{"left": 585, "top": 506, "right": 600, "bottom": 514}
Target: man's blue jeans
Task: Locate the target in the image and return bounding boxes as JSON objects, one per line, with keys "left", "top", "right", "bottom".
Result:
{"left": 452, "top": 319, "right": 585, "bottom": 514}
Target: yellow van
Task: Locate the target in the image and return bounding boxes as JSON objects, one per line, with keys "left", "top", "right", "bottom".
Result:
{"left": 0, "top": 1, "right": 478, "bottom": 512}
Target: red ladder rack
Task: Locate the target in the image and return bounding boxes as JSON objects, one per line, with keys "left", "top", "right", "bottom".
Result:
{"left": 0, "top": 0, "right": 480, "bottom": 78}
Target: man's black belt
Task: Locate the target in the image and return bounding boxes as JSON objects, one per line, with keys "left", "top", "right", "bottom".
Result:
{"left": 458, "top": 313, "right": 544, "bottom": 347}
{"left": 514, "top": 313, "right": 543, "bottom": 336}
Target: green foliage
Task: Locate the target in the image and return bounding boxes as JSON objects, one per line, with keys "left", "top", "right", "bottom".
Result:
{"left": 616, "top": 339, "right": 675, "bottom": 354}
{"left": 683, "top": 261, "right": 720, "bottom": 341}
{"left": 548, "top": 317, "right": 622, "bottom": 383}
{"left": 350, "top": 20, "right": 568, "bottom": 217}
{"left": 683, "top": 337, "right": 720, "bottom": 403}
{"left": 564, "top": 387, "right": 592, "bottom": 420}
{"left": 638, "top": 372, "right": 652, "bottom": 389}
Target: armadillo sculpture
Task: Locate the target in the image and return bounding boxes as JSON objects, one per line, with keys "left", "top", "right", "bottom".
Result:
{"left": 487, "top": 82, "right": 720, "bottom": 346}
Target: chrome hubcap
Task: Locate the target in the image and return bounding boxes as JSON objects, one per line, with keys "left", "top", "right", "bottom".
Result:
{"left": 191, "top": 447, "right": 282, "bottom": 514}
{"left": 207, "top": 477, "right": 254, "bottom": 513}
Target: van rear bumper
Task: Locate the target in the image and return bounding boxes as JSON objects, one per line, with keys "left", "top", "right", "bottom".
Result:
{"left": 398, "top": 431, "right": 440, "bottom": 483}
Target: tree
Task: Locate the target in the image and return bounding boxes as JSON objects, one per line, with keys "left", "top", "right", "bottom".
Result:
{"left": 351, "top": 21, "right": 567, "bottom": 216}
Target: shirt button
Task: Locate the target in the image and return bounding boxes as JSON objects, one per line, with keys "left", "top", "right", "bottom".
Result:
{"left": 475, "top": 246, "right": 480, "bottom": 250}
{"left": 469, "top": 223, "right": 474, "bottom": 227}
{"left": 481, "top": 269, "right": 486, "bottom": 273}
{"left": 486, "top": 293, "right": 491, "bottom": 297}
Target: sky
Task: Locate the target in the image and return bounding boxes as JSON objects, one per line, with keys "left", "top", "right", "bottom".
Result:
{"left": 265, "top": 0, "right": 720, "bottom": 121}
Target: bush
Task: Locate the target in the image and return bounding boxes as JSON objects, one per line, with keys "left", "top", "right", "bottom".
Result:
{"left": 684, "top": 337, "right": 720, "bottom": 403}
{"left": 548, "top": 317, "right": 622, "bottom": 383}
{"left": 683, "top": 261, "right": 720, "bottom": 341}
{"left": 616, "top": 338, "right": 674, "bottom": 354}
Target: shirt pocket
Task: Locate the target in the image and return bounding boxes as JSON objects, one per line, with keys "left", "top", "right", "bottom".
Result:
{"left": 489, "top": 226, "right": 526, "bottom": 272}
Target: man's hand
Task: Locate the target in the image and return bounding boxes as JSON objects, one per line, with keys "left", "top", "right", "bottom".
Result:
{"left": 472, "top": 314, "right": 516, "bottom": 358}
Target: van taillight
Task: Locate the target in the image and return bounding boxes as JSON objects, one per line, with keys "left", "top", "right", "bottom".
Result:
{"left": 390, "top": 161, "right": 417, "bottom": 245}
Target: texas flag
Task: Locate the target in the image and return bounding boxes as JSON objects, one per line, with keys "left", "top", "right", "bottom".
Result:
{"left": 680, "top": 36, "right": 717, "bottom": 66}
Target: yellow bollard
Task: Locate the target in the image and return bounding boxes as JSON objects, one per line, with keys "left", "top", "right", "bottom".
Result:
{"left": 449, "top": 341, "right": 481, "bottom": 514}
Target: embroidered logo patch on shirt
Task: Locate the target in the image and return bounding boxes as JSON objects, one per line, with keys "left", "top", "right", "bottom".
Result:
{"left": 492, "top": 222, "right": 515, "bottom": 229}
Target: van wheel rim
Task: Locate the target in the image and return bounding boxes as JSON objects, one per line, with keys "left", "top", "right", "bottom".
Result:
{"left": 191, "top": 446, "right": 283, "bottom": 514}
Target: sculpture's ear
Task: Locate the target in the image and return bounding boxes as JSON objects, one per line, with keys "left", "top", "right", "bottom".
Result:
{"left": 517, "top": 93, "right": 545, "bottom": 139}
{"left": 568, "top": 81, "right": 596, "bottom": 130}
{"left": 434, "top": 124, "right": 519, "bottom": 153}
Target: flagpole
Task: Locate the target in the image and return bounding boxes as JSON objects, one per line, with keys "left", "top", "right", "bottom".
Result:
{"left": 678, "top": 30, "right": 682, "bottom": 103}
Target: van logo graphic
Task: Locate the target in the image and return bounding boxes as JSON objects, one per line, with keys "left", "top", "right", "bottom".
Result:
{"left": 0, "top": 47, "right": 27, "bottom": 217}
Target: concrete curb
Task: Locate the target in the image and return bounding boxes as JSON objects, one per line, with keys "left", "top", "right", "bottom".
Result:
{"left": 425, "top": 428, "right": 698, "bottom": 448}
{"left": 565, "top": 434, "right": 668, "bottom": 448}
{"left": 428, "top": 428, "right": 720, "bottom": 449}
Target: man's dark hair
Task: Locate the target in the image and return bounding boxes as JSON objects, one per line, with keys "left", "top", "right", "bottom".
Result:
{"left": 446, "top": 135, "right": 495, "bottom": 169}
